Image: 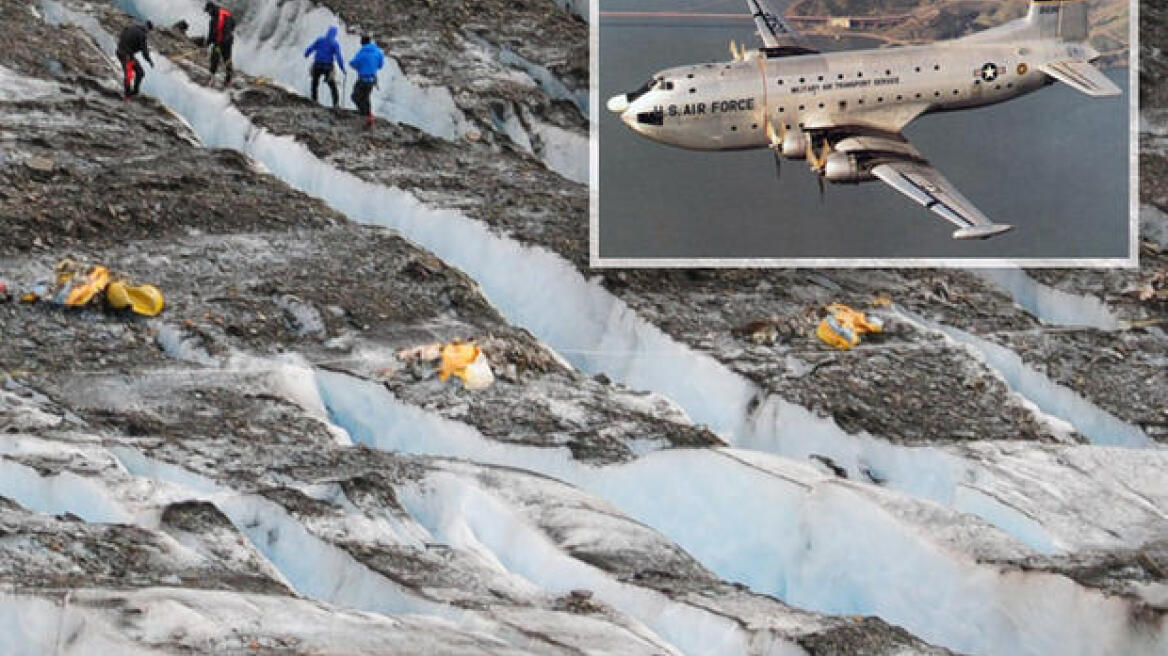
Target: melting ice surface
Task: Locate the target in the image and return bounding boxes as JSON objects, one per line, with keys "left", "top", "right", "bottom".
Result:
{"left": 976, "top": 269, "right": 1122, "bottom": 330}
{"left": 109, "top": 448, "right": 783, "bottom": 656}
{"left": 0, "top": 64, "right": 60, "bottom": 101}
{"left": 34, "top": 5, "right": 1167, "bottom": 654}
{"left": 316, "top": 370, "right": 1167, "bottom": 656}
{"left": 50, "top": 0, "right": 1161, "bottom": 557}
{"left": 897, "top": 310, "right": 1152, "bottom": 448}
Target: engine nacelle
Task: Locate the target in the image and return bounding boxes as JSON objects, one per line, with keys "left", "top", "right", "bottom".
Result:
{"left": 780, "top": 130, "right": 806, "bottom": 159}
{"left": 823, "top": 152, "right": 876, "bottom": 183}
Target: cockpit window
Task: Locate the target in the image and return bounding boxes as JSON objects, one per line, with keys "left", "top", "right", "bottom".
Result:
{"left": 627, "top": 78, "right": 657, "bottom": 104}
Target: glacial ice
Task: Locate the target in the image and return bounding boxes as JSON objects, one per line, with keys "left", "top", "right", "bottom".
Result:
{"left": 1, "top": 592, "right": 151, "bottom": 656}
{"left": 109, "top": 446, "right": 784, "bottom": 656}
{"left": 0, "top": 441, "right": 679, "bottom": 654}
{"left": 976, "top": 268, "right": 1122, "bottom": 329}
{"left": 115, "top": 0, "right": 592, "bottom": 183}
{"left": 152, "top": 322, "right": 219, "bottom": 367}
{"left": 1140, "top": 204, "right": 1168, "bottom": 248}
{"left": 0, "top": 456, "right": 129, "bottom": 524}
{"left": 317, "top": 370, "right": 1168, "bottom": 656}
{"left": 399, "top": 469, "right": 800, "bottom": 656}
{"left": 529, "top": 119, "right": 590, "bottom": 183}
{"left": 52, "top": 7, "right": 1159, "bottom": 565}
{"left": 0, "top": 64, "right": 60, "bottom": 101}
{"left": 27, "top": 9, "right": 1165, "bottom": 654}
{"left": 904, "top": 310, "right": 1153, "bottom": 447}
{"left": 463, "top": 32, "right": 587, "bottom": 116}
{"left": 115, "top": 0, "right": 470, "bottom": 140}
{"left": 1, "top": 586, "right": 616, "bottom": 655}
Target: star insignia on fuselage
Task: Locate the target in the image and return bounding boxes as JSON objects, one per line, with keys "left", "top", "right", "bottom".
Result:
{"left": 980, "top": 63, "right": 999, "bottom": 82}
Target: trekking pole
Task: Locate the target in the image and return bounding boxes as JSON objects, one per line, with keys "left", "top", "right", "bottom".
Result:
{"left": 342, "top": 69, "right": 348, "bottom": 108}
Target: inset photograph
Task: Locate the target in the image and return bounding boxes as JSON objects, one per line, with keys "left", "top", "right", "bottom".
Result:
{"left": 592, "top": 0, "right": 1134, "bottom": 265}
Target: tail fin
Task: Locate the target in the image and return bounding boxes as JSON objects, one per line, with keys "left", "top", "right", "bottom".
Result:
{"left": 1025, "top": 0, "right": 1089, "bottom": 42}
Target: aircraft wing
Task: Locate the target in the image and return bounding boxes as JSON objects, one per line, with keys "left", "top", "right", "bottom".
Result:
{"left": 831, "top": 131, "right": 1014, "bottom": 239}
{"left": 747, "top": 0, "right": 817, "bottom": 54}
{"left": 1038, "top": 60, "right": 1122, "bottom": 97}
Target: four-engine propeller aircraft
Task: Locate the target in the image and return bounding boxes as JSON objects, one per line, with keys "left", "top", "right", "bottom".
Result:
{"left": 605, "top": 0, "right": 1121, "bottom": 239}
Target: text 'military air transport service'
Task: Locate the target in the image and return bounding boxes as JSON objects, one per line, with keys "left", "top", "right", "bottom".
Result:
{"left": 605, "top": 0, "right": 1121, "bottom": 240}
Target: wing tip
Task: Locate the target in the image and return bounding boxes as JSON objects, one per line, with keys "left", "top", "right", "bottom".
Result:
{"left": 952, "top": 224, "right": 1014, "bottom": 240}
{"left": 1090, "top": 85, "right": 1123, "bottom": 98}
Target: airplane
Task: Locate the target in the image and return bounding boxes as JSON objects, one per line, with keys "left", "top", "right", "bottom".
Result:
{"left": 605, "top": 0, "right": 1122, "bottom": 239}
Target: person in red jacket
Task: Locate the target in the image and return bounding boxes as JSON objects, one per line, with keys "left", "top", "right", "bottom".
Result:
{"left": 116, "top": 21, "right": 153, "bottom": 98}
{"left": 203, "top": 2, "right": 235, "bottom": 85}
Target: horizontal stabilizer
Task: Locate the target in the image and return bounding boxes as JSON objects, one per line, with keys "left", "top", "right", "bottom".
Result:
{"left": 952, "top": 224, "right": 1015, "bottom": 240}
{"left": 1038, "top": 60, "right": 1121, "bottom": 97}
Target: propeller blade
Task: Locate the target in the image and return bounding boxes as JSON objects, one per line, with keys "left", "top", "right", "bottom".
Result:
{"left": 729, "top": 39, "right": 741, "bottom": 61}
{"left": 804, "top": 133, "right": 832, "bottom": 171}
{"left": 772, "top": 149, "right": 782, "bottom": 180}
{"left": 817, "top": 175, "right": 825, "bottom": 202}
{"left": 806, "top": 136, "right": 823, "bottom": 171}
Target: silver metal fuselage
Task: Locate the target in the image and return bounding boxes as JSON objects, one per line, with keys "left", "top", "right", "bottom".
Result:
{"left": 617, "top": 36, "right": 1076, "bottom": 151}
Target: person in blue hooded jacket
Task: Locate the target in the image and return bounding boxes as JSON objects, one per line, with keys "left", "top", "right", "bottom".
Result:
{"left": 349, "top": 35, "right": 385, "bottom": 128}
{"left": 304, "top": 26, "right": 345, "bottom": 108}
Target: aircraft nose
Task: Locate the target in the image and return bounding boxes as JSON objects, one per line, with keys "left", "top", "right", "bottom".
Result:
{"left": 620, "top": 109, "right": 636, "bottom": 129}
{"left": 606, "top": 93, "right": 630, "bottom": 114}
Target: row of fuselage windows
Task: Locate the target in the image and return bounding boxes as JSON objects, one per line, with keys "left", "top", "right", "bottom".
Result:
{"left": 679, "top": 63, "right": 972, "bottom": 90}
{"left": 716, "top": 80, "right": 1016, "bottom": 134}
{"left": 679, "top": 71, "right": 1015, "bottom": 98}
{"left": 778, "top": 80, "right": 1015, "bottom": 112}
{"left": 779, "top": 63, "right": 942, "bottom": 86}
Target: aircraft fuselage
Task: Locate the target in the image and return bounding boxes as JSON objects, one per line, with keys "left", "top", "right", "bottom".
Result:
{"left": 614, "top": 37, "right": 1085, "bottom": 152}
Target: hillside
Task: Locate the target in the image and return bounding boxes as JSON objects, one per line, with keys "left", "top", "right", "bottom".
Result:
{"left": 788, "top": 0, "right": 1130, "bottom": 64}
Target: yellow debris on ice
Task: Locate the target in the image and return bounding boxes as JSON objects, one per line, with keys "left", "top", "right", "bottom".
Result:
{"left": 107, "top": 280, "right": 165, "bottom": 316}
{"left": 438, "top": 341, "right": 495, "bottom": 390}
{"left": 816, "top": 303, "right": 884, "bottom": 350}
{"left": 63, "top": 266, "right": 110, "bottom": 307}
{"left": 20, "top": 260, "right": 168, "bottom": 316}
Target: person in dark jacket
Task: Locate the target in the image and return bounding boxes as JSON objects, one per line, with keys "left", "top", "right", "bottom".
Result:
{"left": 304, "top": 26, "right": 345, "bottom": 108}
{"left": 348, "top": 35, "right": 385, "bottom": 128}
{"left": 116, "top": 21, "right": 154, "bottom": 98}
{"left": 204, "top": 2, "right": 235, "bottom": 85}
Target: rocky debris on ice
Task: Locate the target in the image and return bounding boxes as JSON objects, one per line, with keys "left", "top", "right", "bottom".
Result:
{"left": 3, "top": 0, "right": 1165, "bottom": 653}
